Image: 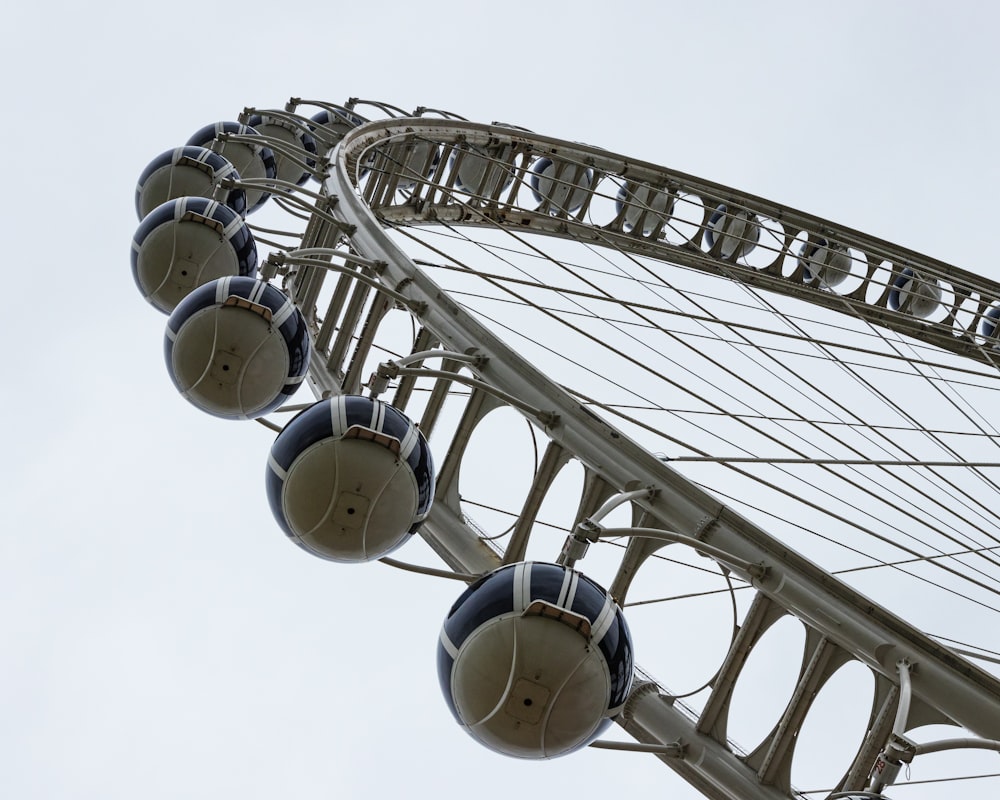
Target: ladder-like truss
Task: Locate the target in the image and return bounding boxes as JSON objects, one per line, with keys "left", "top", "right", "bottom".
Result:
{"left": 142, "top": 99, "right": 1000, "bottom": 800}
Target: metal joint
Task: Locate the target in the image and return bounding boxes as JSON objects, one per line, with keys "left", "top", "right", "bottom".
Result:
{"left": 575, "top": 518, "right": 604, "bottom": 543}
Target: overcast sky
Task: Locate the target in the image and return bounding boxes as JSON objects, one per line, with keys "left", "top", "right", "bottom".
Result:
{"left": 3, "top": 2, "right": 1000, "bottom": 799}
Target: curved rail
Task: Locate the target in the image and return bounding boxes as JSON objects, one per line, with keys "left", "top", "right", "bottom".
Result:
{"left": 339, "top": 117, "right": 1000, "bottom": 371}
{"left": 218, "top": 102, "right": 1000, "bottom": 799}
{"left": 270, "top": 113, "right": 1000, "bottom": 800}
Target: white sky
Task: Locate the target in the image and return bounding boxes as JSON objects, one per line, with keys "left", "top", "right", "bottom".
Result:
{"left": 3, "top": 2, "right": 1000, "bottom": 799}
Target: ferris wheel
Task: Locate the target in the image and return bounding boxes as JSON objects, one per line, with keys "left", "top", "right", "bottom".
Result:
{"left": 130, "top": 96, "right": 1000, "bottom": 800}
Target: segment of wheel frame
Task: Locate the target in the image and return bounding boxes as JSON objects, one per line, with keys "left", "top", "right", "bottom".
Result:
{"left": 275, "top": 111, "right": 1000, "bottom": 800}
{"left": 339, "top": 117, "right": 1000, "bottom": 369}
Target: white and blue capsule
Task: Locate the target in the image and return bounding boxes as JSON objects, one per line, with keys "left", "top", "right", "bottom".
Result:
{"left": 798, "top": 236, "right": 852, "bottom": 289}
{"left": 309, "top": 105, "right": 367, "bottom": 143}
{"left": 245, "top": 112, "right": 317, "bottom": 187}
{"left": 135, "top": 146, "right": 246, "bottom": 221}
{"left": 390, "top": 137, "right": 441, "bottom": 192}
{"left": 616, "top": 182, "right": 674, "bottom": 236}
{"left": 438, "top": 561, "right": 634, "bottom": 759}
{"left": 705, "top": 204, "right": 759, "bottom": 260}
{"left": 888, "top": 267, "right": 942, "bottom": 318}
{"left": 131, "top": 197, "right": 257, "bottom": 314}
{"left": 452, "top": 142, "right": 515, "bottom": 198}
{"left": 164, "top": 277, "right": 310, "bottom": 420}
{"left": 187, "top": 121, "right": 276, "bottom": 213}
{"left": 266, "top": 396, "right": 434, "bottom": 563}
{"left": 981, "top": 304, "right": 1000, "bottom": 339}
{"left": 529, "top": 157, "right": 594, "bottom": 216}
{"left": 309, "top": 107, "right": 372, "bottom": 180}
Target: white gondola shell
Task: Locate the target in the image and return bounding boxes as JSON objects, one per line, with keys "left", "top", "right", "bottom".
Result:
{"left": 131, "top": 197, "right": 258, "bottom": 314}
{"left": 389, "top": 138, "right": 440, "bottom": 192}
{"left": 888, "top": 267, "right": 942, "bottom": 318}
{"left": 187, "top": 122, "right": 276, "bottom": 214}
{"left": 266, "top": 396, "right": 435, "bottom": 563}
{"left": 246, "top": 112, "right": 317, "bottom": 187}
{"left": 452, "top": 142, "right": 515, "bottom": 198}
{"left": 798, "top": 237, "right": 852, "bottom": 289}
{"left": 981, "top": 304, "right": 1000, "bottom": 339}
{"left": 438, "top": 561, "right": 634, "bottom": 759}
{"left": 164, "top": 277, "right": 310, "bottom": 419}
{"left": 309, "top": 106, "right": 367, "bottom": 143}
{"left": 529, "top": 157, "right": 594, "bottom": 216}
{"left": 309, "top": 107, "right": 372, "bottom": 181}
{"left": 135, "top": 146, "right": 246, "bottom": 220}
{"left": 705, "top": 204, "right": 759, "bottom": 259}
{"left": 616, "top": 183, "right": 674, "bottom": 235}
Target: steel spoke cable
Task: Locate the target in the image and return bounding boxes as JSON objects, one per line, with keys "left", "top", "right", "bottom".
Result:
{"left": 368, "top": 139, "right": 1000, "bottom": 608}
{"left": 927, "top": 633, "right": 1000, "bottom": 661}
{"left": 400, "top": 222, "right": 928, "bottom": 532}
{"left": 581, "top": 147, "right": 1000, "bottom": 345}
{"left": 613, "top": 541, "right": 1000, "bottom": 665}
{"left": 398, "top": 222, "right": 1000, "bottom": 582}
{"left": 405, "top": 218, "right": 1000, "bottom": 550}
{"left": 843, "top": 312, "right": 1000, "bottom": 528}
{"left": 437, "top": 273, "right": 1000, "bottom": 566}
{"left": 576, "top": 233, "right": 1000, "bottom": 506}
{"left": 368, "top": 129, "right": 1000, "bottom": 353}
{"left": 404, "top": 228, "right": 1000, "bottom": 590}
{"left": 391, "top": 225, "right": 777, "bottom": 439}
{"left": 699, "top": 255, "right": 1000, "bottom": 558}
{"left": 799, "top": 773, "right": 1000, "bottom": 794}
{"left": 551, "top": 225, "right": 1000, "bottom": 558}
{"left": 561, "top": 386, "right": 1000, "bottom": 606}
{"left": 451, "top": 291, "right": 1000, "bottom": 597}
{"left": 686, "top": 470, "right": 1000, "bottom": 617}
{"left": 407, "top": 222, "right": 994, "bottom": 379}
{"left": 458, "top": 497, "right": 745, "bottom": 589}
{"left": 814, "top": 282, "right": 1000, "bottom": 479}
{"left": 710, "top": 248, "right": 1000, "bottom": 474}
{"left": 411, "top": 220, "right": 865, "bottom": 459}
{"left": 358, "top": 138, "right": 993, "bottom": 792}
{"left": 628, "top": 406, "right": 1000, "bottom": 441}
{"left": 748, "top": 300, "right": 1000, "bottom": 561}
{"left": 424, "top": 268, "right": 1000, "bottom": 391}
